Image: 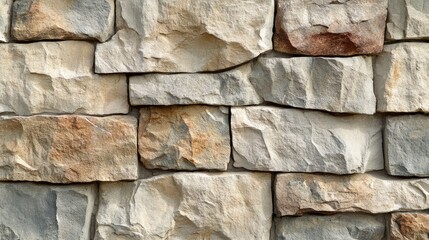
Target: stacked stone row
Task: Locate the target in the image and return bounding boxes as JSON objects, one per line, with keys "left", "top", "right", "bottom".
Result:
{"left": 0, "top": 0, "right": 428, "bottom": 239}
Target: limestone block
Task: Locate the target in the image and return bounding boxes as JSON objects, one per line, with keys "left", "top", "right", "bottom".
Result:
{"left": 231, "top": 106, "right": 383, "bottom": 173}
{"left": 0, "top": 182, "right": 96, "bottom": 240}
{"left": 96, "top": 172, "right": 272, "bottom": 240}
{"left": 0, "top": 115, "right": 138, "bottom": 183}
{"left": 275, "top": 214, "right": 385, "bottom": 240}
{"left": 274, "top": 0, "right": 388, "bottom": 55}
{"left": 386, "top": 0, "right": 429, "bottom": 40}
{"left": 129, "top": 63, "right": 263, "bottom": 106}
{"left": 250, "top": 54, "right": 375, "bottom": 114}
{"left": 139, "top": 106, "right": 230, "bottom": 170}
{"left": 374, "top": 43, "right": 429, "bottom": 113}
{"left": 95, "top": 0, "right": 274, "bottom": 73}
{"left": 275, "top": 172, "right": 429, "bottom": 216}
{"left": 11, "top": 0, "right": 114, "bottom": 41}
{"left": 385, "top": 115, "right": 429, "bottom": 177}
{"left": 0, "top": 41, "right": 128, "bottom": 115}
{"left": 0, "top": 0, "right": 12, "bottom": 42}
{"left": 389, "top": 212, "right": 429, "bottom": 240}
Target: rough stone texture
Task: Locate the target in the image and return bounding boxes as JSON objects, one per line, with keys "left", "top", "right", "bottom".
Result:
{"left": 386, "top": 0, "right": 429, "bottom": 40}
{"left": 95, "top": 0, "right": 274, "bottom": 73}
{"left": 275, "top": 172, "right": 429, "bottom": 216}
{"left": 0, "top": 115, "right": 138, "bottom": 183}
{"left": 231, "top": 106, "right": 383, "bottom": 173}
{"left": 96, "top": 172, "right": 272, "bottom": 240}
{"left": 130, "top": 63, "right": 263, "bottom": 106}
{"left": 385, "top": 115, "right": 429, "bottom": 177}
{"left": 0, "top": 0, "right": 12, "bottom": 42}
{"left": 0, "top": 182, "right": 96, "bottom": 240}
{"left": 0, "top": 41, "right": 128, "bottom": 115}
{"left": 250, "top": 54, "right": 376, "bottom": 114}
{"left": 374, "top": 43, "right": 429, "bottom": 113}
{"left": 274, "top": 0, "right": 388, "bottom": 56}
{"left": 275, "top": 214, "right": 385, "bottom": 240}
{"left": 389, "top": 212, "right": 429, "bottom": 240}
{"left": 139, "top": 106, "right": 230, "bottom": 170}
{"left": 11, "top": 0, "right": 114, "bottom": 42}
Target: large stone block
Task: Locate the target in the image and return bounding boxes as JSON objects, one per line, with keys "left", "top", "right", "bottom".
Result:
{"left": 389, "top": 212, "right": 429, "bottom": 239}
{"left": 385, "top": 115, "right": 429, "bottom": 177}
{"left": 250, "top": 54, "right": 375, "bottom": 114}
{"left": 275, "top": 172, "right": 429, "bottom": 216}
{"left": 96, "top": 173, "right": 272, "bottom": 240}
{"left": 0, "top": 0, "right": 12, "bottom": 42}
{"left": 0, "top": 115, "right": 138, "bottom": 183}
{"left": 95, "top": 0, "right": 274, "bottom": 73}
{"left": 0, "top": 41, "right": 128, "bottom": 115}
{"left": 375, "top": 43, "right": 429, "bottom": 113}
{"left": 386, "top": 0, "right": 429, "bottom": 40}
{"left": 130, "top": 63, "right": 263, "bottom": 106}
{"left": 231, "top": 107, "right": 383, "bottom": 173}
{"left": 275, "top": 214, "right": 385, "bottom": 240}
{"left": 0, "top": 182, "right": 96, "bottom": 240}
{"left": 274, "top": 0, "right": 388, "bottom": 56}
{"left": 11, "top": 0, "right": 114, "bottom": 41}
{"left": 139, "top": 106, "right": 230, "bottom": 170}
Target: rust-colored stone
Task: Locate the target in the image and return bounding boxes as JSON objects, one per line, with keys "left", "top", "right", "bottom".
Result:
{"left": 389, "top": 212, "right": 429, "bottom": 240}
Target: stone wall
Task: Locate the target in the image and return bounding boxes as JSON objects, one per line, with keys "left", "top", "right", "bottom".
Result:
{"left": 0, "top": 0, "right": 428, "bottom": 239}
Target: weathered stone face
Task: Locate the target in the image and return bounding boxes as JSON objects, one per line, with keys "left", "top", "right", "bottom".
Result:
{"left": 96, "top": 173, "right": 272, "bottom": 240}
{"left": 139, "top": 106, "right": 230, "bottom": 170}
{"left": 386, "top": 0, "right": 429, "bottom": 40}
{"left": 0, "top": 115, "right": 138, "bottom": 183}
{"left": 0, "top": 41, "right": 128, "bottom": 115}
{"left": 274, "top": 0, "right": 388, "bottom": 56}
{"left": 95, "top": 0, "right": 274, "bottom": 73}
{"left": 250, "top": 54, "right": 376, "bottom": 114}
{"left": 11, "top": 0, "right": 115, "bottom": 41}
{"left": 389, "top": 212, "right": 429, "bottom": 239}
{"left": 130, "top": 63, "right": 263, "bottom": 106}
{"left": 275, "top": 172, "right": 429, "bottom": 216}
{"left": 0, "top": 182, "right": 96, "bottom": 240}
{"left": 385, "top": 115, "right": 429, "bottom": 177}
{"left": 231, "top": 107, "right": 383, "bottom": 173}
{"left": 0, "top": 0, "right": 12, "bottom": 42}
{"left": 275, "top": 214, "right": 385, "bottom": 240}
{"left": 375, "top": 43, "right": 429, "bottom": 113}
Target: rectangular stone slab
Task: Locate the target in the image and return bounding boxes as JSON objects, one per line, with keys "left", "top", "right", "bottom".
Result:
{"left": 0, "top": 41, "right": 128, "bottom": 115}
{"left": 0, "top": 115, "right": 138, "bottom": 183}
{"left": 275, "top": 172, "right": 429, "bottom": 216}
{"left": 275, "top": 214, "right": 385, "bottom": 240}
{"left": 0, "top": 182, "right": 96, "bottom": 240}
{"left": 385, "top": 115, "right": 429, "bottom": 177}
{"left": 388, "top": 212, "right": 429, "bottom": 239}
{"left": 231, "top": 106, "right": 383, "bottom": 173}
{"left": 0, "top": 0, "right": 12, "bottom": 42}
{"left": 96, "top": 172, "right": 272, "bottom": 240}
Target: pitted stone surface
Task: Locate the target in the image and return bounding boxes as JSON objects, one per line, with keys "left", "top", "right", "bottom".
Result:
{"left": 231, "top": 106, "right": 383, "bottom": 173}
{"left": 139, "top": 106, "right": 230, "bottom": 170}
{"left": 275, "top": 214, "right": 385, "bottom": 240}
{"left": 389, "top": 212, "right": 429, "bottom": 239}
{"left": 130, "top": 63, "right": 263, "bottom": 106}
{"left": 0, "top": 115, "right": 138, "bottom": 183}
{"left": 0, "top": 183, "right": 96, "bottom": 240}
{"left": 11, "top": 0, "right": 115, "bottom": 41}
{"left": 250, "top": 54, "right": 375, "bottom": 114}
{"left": 386, "top": 0, "right": 429, "bottom": 40}
{"left": 275, "top": 172, "right": 429, "bottom": 216}
{"left": 95, "top": 0, "right": 274, "bottom": 73}
{"left": 0, "top": 0, "right": 12, "bottom": 42}
{"left": 96, "top": 172, "right": 272, "bottom": 240}
{"left": 274, "top": 0, "right": 388, "bottom": 56}
{"left": 0, "top": 41, "right": 128, "bottom": 115}
{"left": 375, "top": 43, "right": 429, "bottom": 113}
{"left": 385, "top": 115, "right": 429, "bottom": 177}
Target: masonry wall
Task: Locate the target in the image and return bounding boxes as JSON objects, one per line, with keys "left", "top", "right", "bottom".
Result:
{"left": 0, "top": 0, "right": 428, "bottom": 239}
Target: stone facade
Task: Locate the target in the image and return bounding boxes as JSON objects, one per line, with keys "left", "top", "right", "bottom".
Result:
{"left": 0, "top": 0, "right": 428, "bottom": 239}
